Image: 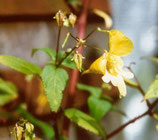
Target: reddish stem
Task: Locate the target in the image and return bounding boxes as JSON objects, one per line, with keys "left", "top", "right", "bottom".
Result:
{"left": 69, "top": 0, "right": 90, "bottom": 95}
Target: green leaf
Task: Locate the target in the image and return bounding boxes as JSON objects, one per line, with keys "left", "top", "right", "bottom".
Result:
{"left": 64, "top": 108, "right": 106, "bottom": 138}
{"left": 0, "top": 111, "right": 16, "bottom": 121}
{"left": 59, "top": 135, "right": 67, "bottom": 140}
{"left": 16, "top": 106, "right": 55, "bottom": 139}
{"left": 0, "top": 78, "right": 18, "bottom": 106}
{"left": 145, "top": 75, "right": 158, "bottom": 99}
{"left": 111, "top": 106, "right": 127, "bottom": 117}
{"left": 88, "top": 96, "right": 112, "bottom": 121}
{"left": 41, "top": 65, "right": 68, "bottom": 112}
{"left": 0, "top": 55, "right": 42, "bottom": 75}
{"left": 77, "top": 83, "right": 102, "bottom": 98}
{"left": 58, "top": 51, "right": 76, "bottom": 69}
{"left": 32, "top": 48, "right": 56, "bottom": 61}
{"left": 32, "top": 49, "right": 76, "bottom": 69}
{"left": 62, "top": 57, "right": 76, "bottom": 69}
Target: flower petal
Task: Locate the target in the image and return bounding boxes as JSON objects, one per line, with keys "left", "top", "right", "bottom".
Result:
{"left": 102, "top": 71, "right": 111, "bottom": 83}
{"left": 109, "top": 30, "right": 134, "bottom": 57}
{"left": 117, "top": 76, "right": 127, "bottom": 98}
{"left": 121, "top": 70, "right": 134, "bottom": 79}
{"left": 110, "top": 75, "right": 127, "bottom": 97}
{"left": 83, "top": 53, "right": 107, "bottom": 75}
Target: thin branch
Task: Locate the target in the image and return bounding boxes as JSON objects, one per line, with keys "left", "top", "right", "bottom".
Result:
{"left": 57, "top": 46, "right": 77, "bottom": 67}
{"left": 86, "top": 45, "right": 105, "bottom": 52}
{"left": 106, "top": 99, "right": 158, "bottom": 139}
{"left": 70, "top": 33, "right": 79, "bottom": 42}
{"left": 84, "top": 28, "right": 97, "bottom": 40}
{"left": 127, "top": 67, "right": 151, "bottom": 107}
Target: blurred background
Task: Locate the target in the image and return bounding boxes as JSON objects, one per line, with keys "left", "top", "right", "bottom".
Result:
{"left": 0, "top": 0, "right": 158, "bottom": 140}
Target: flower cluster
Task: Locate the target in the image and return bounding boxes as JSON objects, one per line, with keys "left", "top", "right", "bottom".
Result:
{"left": 54, "top": 10, "right": 77, "bottom": 27}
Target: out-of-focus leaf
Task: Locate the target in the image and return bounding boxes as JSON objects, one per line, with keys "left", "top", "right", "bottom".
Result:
{"left": 146, "top": 57, "right": 158, "bottom": 65}
{"left": 0, "top": 55, "right": 42, "bottom": 75}
{"left": 145, "top": 75, "right": 158, "bottom": 99}
{"left": 0, "top": 78, "right": 18, "bottom": 106}
{"left": 0, "top": 111, "right": 16, "bottom": 121}
{"left": 88, "top": 96, "right": 112, "bottom": 121}
{"left": 41, "top": 65, "right": 68, "bottom": 112}
{"left": 68, "top": 0, "right": 82, "bottom": 6}
{"left": 16, "top": 106, "right": 55, "bottom": 139}
{"left": 101, "top": 94, "right": 113, "bottom": 102}
{"left": 32, "top": 48, "right": 56, "bottom": 61}
{"left": 111, "top": 106, "right": 127, "bottom": 117}
{"left": 93, "top": 9, "right": 112, "bottom": 29}
{"left": 77, "top": 83, "right": 102, "bottom": 98}
{"left": 59, "top": 135, "right": 67, "bottom": 140}
{"left": 64, "top": 108, "right": 106, "bottom": 138}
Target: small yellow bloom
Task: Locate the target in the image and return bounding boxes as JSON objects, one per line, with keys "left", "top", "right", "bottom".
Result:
{"left": 83, "top": 30, "right": 134, "bottom": 97}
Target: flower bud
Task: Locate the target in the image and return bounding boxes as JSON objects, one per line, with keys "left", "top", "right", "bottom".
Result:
{"left": 73, "top": 52, "right": 84, "bottom": 72}
{"left": 54, "top": 10, "right": 65, "bottom": 27}
{"left": 66, "top": 48, "right": 72, "bottom": 53}
{"left": 26, "top": 122, "right": 34, "bottom": 133}
{"left": 69, "top": 13, "right": 77, "bottom": 27}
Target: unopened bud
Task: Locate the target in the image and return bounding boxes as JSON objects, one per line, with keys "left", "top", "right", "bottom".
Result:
{"left": 69, "top": 13, "right": 77, "bottom": 27}
{"left": 66, "top": 48, "right": 72, "bottom": 53}
{"left": 73, "top": 52, "right": 85, "bottom": 72}
{"left": 26, "top": 122, "right": 34, "bottom": 133}
{"left": 54, "top": 10, "right": 65, "bottom": 27}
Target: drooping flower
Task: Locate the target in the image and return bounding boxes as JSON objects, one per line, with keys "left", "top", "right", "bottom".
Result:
{"left": 83, "top": 30, "right": 134, "bottom": 97}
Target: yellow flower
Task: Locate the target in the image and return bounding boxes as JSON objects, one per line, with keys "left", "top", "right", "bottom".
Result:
{"left": 83, "top": 30, "right": 134, "bottom": 97}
